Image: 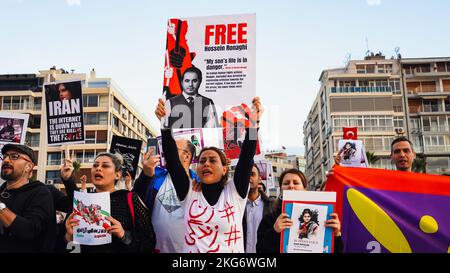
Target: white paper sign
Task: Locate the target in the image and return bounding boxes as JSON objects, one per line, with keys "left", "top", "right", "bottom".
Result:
{"left": 73, "top": 191, "right": 111, "bottom": 246}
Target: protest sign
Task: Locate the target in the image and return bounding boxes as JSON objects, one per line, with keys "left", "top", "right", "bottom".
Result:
{"left": 161, "top": 14, "right": 256, "bottom": 129}
{"left": 44, "top": 80, "right": 85, "bottom": 145}
{"left": 110, "top": 135, "right": 143, "bottom": 179}
{"left": 73, "top": 191, "right": 111, "bottom": 246}
{"left": 281, "top": 191, "right": 336, "bottom": 253}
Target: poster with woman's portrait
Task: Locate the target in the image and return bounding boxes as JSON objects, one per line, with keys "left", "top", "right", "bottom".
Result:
{"left": 281, "top": 191, "right": 336, "bottom": 253}
{"left": 337, "top": 139, "right": 367, "bottom": 168}
{"left": 0, "top": 112, "right": 29, "bottom": 146}
{"left": 287, "top": 203, "right": 328, "bottom": 253}
{"left": 44, "top": 80, "right": 85, "bottom": 145}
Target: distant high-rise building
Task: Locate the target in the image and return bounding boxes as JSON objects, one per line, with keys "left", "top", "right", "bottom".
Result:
{"left": 304, "top": 54, "right": 450, "bottom": 189}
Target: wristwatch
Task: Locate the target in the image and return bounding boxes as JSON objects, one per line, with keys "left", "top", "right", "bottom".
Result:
{"left": 0, "top": 202, "right": 6, "bottom": 211}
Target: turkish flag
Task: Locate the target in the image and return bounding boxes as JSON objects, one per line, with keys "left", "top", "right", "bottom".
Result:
{"left": 343, "top": 127, "right": 358, "bottom": 140}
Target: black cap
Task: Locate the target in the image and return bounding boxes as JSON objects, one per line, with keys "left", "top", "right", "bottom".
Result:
{"left": 1, "top": 144, "right": 37, "bottom": 165}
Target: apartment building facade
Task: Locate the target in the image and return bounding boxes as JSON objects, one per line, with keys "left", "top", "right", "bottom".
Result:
{"left": 0, "top": 68, "right": 157, "bottom": 189}
{"left": 304, "top": 54, "right": 450, "bottom": 188}
{"left": 303, "top": 54, "right": 406, "bottom": 188}
{"left": 402, "top": 57, "right": 450, "bottom": 174}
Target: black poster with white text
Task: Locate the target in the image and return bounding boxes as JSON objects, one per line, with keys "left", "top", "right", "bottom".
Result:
{"left": 45, "top": 80, "right": 85, "bottom": 145}
{"left": 110, "top": 135, "right": 142, "bottom": 179}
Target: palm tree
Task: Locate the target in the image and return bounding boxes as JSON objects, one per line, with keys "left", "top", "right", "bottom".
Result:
{"left": 72, "top": 161, "right": 81, "bottom": 173}
{"left": 365, "top": 151, "right": 380, "bottom": 167}
{"left": 412, "top": 154, "right": 427, "bottom": 173}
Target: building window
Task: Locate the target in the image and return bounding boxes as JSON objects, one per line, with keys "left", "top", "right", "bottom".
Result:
{"left": 113, "top": 98, "right": 120, "bottom": 112}
{"left": 96, "top": 130, "right": 107, "bottom": 143}
{"left": 28, "top": 115, "right": 41, "bottom": 129}
{"left": 88, "top": 81, "right": 109, "bottom": 88}
{"left": 112, "top": 116, "right": 119, "bottom": 130}
{"left": 83, "top": 95, "right": 99, "bottom": 107}
{"left": 426, "top": 157, "right": 450, "bottom": 174}
{"left": 423, "top": 100, "right": 441, "bottom": 112}
{"left": 84, "top": 113, "right": 97, "bottom": 125}
{"left": 84, "top": 150, "right": 95, "bottom": 163}
{"left": 25, "top": 133, "right": 40, "bottom": 147}
{"left": 46, "top": 171, "right": 60, "bottom": 183}
{"left": 85, "top": 131, "right": 96, "bottom": 143}
{"left": 34, "top": 97, "right": 42, "bottom": 111}
{"left": 12, "top": 96, "right": 21, "bottom": 110}
{"left": 394, "top": 117, "right": 404, "bottom": 129}
{"left": 47, "top": 152, "right": 62, "bottom": 165}
{"left": 99, "top": 112, "right": 107, "bottom": 125}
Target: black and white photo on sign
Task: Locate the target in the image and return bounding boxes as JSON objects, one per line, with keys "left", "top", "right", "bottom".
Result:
{"left": 0, "top": 112, "right": 29, "bottom": 146}
{"left": 44, "top": 80, "right": 85, "bottom": 145}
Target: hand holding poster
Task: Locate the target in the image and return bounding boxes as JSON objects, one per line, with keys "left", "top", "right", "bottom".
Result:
{"left": 110, "top": 135, "right": 143, "bottom": 179}
{"left": 44, "top": 80, "right": 85, "bottom": 145}
{"left": 281, "top": 191, "right": 336, "bottom": 253}
{"left": 73, "top": 191, "right": 111, "bottom": 246}
{"left": 161, "top": 14, "right": 256, "bottom": 129}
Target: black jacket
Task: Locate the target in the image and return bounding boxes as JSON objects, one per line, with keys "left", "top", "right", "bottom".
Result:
{"left": 0, "top": 181, "right": 57, "bottom": 253}
{"left": 256, "top": 197, "right": 343, "bottom": 253}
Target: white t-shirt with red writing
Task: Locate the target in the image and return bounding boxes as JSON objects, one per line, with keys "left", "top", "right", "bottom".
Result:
{"left": 182, "top": 181, "right": 248, "bottom": 253}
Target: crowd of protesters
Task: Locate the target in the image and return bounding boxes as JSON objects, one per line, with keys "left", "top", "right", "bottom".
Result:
{"left": 0, "top": 95, "right": 433, "bottom": 253}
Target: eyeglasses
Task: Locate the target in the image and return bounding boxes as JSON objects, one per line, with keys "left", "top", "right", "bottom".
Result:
{"left": 0, "top": 152, "right": 32, "bottom": 162}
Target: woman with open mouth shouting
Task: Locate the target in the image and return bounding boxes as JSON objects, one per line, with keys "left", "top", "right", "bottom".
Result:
{"left": 61, "top": 153, "right": 156, "bottom": 252}
{"left": 155, "top": 97, "right": 263, "bottom": 253}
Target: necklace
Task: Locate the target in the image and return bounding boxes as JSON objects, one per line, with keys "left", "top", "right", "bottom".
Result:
{"left": 0, "top": 180, "right": 23, "bottom": 199}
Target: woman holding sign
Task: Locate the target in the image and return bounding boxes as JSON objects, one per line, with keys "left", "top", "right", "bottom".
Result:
{"left": 61, "top": 153, "right": 156, "bottom": 252}
{"left": 256, "top": 169, "right": 343, "bottom": 253}
{"left": 155, "top": 97, "right": 262, "bottom": 253}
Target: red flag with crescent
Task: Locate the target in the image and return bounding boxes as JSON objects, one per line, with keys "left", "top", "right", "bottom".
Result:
{"left": 343, "top": 127, "right": 358, "bottom": 140}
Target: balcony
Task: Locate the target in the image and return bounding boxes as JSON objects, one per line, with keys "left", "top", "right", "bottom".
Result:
{"left": 421, "top": 105, "right": 444, "bottom": 113}
{"left": 421, "top": 126, "right": 450, "bottom": 133}
{"left": 331, "top": 86, "right": 392, "bottom": 94}
{"left": 405, "top": 70, "right": 450, "bottom": 78}
{"left": 407, "top": 90, "right": 448, "bottom": 98}
{"left": 332, "top": 126, "right": 395, "bottom": 133}
{"left": 424, "top": 145, "right": 450, "bottom": 153}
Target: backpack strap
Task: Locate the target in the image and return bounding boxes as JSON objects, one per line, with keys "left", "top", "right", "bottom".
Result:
{"left": 127, "top": 192, "right": 135, "bottom": 228}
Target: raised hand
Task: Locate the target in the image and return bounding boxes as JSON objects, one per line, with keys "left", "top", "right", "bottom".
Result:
{"left": 142, "top": 149, "right": 161, "bottom": 178}
{"left": 155, "top": 99, "right": 166, "bottom": 121}
{"left": 61, "top": 158, "right": 74, "bottom": 181}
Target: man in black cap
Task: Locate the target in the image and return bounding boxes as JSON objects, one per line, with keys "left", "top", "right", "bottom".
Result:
{"left": 0, "top": 144, "right": 56, "bottom": 252}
